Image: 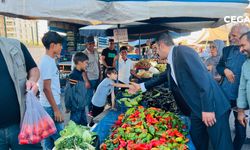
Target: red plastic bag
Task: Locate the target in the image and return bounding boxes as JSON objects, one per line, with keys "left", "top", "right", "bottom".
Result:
{"left": 18, "top": 91, "right": 57, "bottom": 145}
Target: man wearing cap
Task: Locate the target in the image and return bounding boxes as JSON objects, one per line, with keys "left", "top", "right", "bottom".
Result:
{"left": 101, "top": 39, "right": 117, "bottom": 78}
{"left": 71, "top": 36, "right": 101, "bottom": 113}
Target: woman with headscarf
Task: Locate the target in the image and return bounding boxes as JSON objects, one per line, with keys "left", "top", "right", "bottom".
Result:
{"left": 205, "top": 39, "right": 225, "bottom": 81}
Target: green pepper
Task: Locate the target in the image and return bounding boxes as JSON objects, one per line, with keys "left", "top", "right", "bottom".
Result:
{"left": 155, "top": 131, "right": 164, "bottom": 137}
{"left": 138, "top": 133, "right": 147, "bottom": 139}
{"left": 124, "top": 100, "right": 133, "bottom": 107}
{"left": 141, "top": 137, "right": 148, "bottom": 143}
{"left": 149, "top": 125, "right": 155, "bottom": 135}
{"left": 127, "top": 133, "right": 136, "bottom": 140}
{"left": 126, "top": 107, "right": 135, "bottom": 116}
{"left": 152, "top": 92, "right": 160, "bottom": 98}
{"left": 146, "top": 133, "right": 153, "bottom": 142}
{"left": 130, "top": 100, "right": 138, "bottom": 106}
{"left": 135, "top": 128, "right": 142, "bottom": 133}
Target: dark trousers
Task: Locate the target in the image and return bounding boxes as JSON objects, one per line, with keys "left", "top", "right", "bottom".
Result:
{"left": 92, "top": 104, "right": 105, "bottom": 117}
{"left": 231, "top": 101, "right": 247, "bottom": 150}
{"left": 89, "top": 104, "right": 105, "bottom": 126}
{"left": 190, "top": 111, "right": 233, "bottom": 150}
{"left": 70, "top": 109, "right": 87, "bottom": 126}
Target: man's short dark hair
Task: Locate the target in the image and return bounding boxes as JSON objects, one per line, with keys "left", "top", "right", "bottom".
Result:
{"left": 240, "top": 31, "right": 250, "bottom": 42}
{"left": 157, "top": 33, "right": 174, "bottom": 46}
{"left": 86, "top": 36, "right": 95, "bottom": 43}
{"left": 73, "top": 52, "right": 89, "bottom": 65}
{"left": 109, "top": 39, "right": 114, "bottom": 43}
{"left": 42, "top": 31, "right": 63, "bottom": 49}
{"left": 120, "top": 46, "right": 128, "bottom": 52}
{"left": 106, "top": 67, "right": 117, "bottom": 75}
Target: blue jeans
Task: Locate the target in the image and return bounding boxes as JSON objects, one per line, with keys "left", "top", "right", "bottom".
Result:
{"left": 86, "top": 79, "right": 99, "bottom": 110}
{"left": 41, "top": 105, "right": 64, "bottom": 150}
{"left": 0, "top": 124, "right": 42, "bottom": 150}
{"left": 231, "top": 101, "right": 246, "bottom": 150}
{"left": 70, "top": 110, "right": 87, "bottom": 126}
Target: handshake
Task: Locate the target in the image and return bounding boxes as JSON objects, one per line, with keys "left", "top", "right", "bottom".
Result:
{"left": 127, "top": 82, "right": 141, "bottom": 94}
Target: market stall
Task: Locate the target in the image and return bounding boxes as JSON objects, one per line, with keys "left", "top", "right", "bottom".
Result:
{"left": 93, "top": 96, "right": 195, "bottom": 150}
{"left": 91, "top": 85, "right": 195, "bottom": 150}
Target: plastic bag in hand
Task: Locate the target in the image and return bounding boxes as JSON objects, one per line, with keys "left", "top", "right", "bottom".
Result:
{"left": 18, "top": 91, "right": 57, "bottom": 144}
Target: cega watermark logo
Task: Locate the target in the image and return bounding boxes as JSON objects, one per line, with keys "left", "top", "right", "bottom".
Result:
{"left": 224, "top": 16, "right": 250, "bottom": 23}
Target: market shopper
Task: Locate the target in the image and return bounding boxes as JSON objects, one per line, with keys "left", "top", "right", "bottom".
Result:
{"left": 65, "top": 52, "right": 89, "bottom": 126}
{"left": 237, "top": 31, "right": 250, "bottom": 129}
{"left": 101, "top": 39, "right": 117, "bottom": 78}
{"left": 205, "top": 40, "right": 225, "bottom": 81}
{"left": 38, "top": 31, "right": 64, "bottom": 150}
{"left": 0, "top": 37, "right": 41, "bottom": 149}
{"left": 216, "top": 24, "right": 249, "bottom": 150}
{"left": 129, "top": 33, "right": 233, "bottom": 150}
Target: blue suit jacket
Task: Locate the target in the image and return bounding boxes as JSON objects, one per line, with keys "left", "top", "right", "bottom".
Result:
{"left": 145, "top": 46, "right": 230, "bottom": 118}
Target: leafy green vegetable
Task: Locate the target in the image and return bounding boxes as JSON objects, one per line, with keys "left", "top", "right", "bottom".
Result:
{"left": 54, "top": 121, "right": 96, "bottom": 150}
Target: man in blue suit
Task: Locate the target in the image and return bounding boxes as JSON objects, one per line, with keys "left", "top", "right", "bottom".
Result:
{"left": 129, "top": 33, "right": 233, "bottom": 150}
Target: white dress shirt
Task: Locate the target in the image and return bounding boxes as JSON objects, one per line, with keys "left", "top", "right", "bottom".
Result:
{"left": 140, "top": 46, "right": 176, "bottom": 92}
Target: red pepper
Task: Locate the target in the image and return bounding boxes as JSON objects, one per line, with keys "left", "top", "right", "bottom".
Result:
{"left": 146, "top": 114, "right": 158, "bottom": 124}
{"left": 119, "top": 139, "right": 127, "bottom": 148}
{"left": 101, "top": 143, "right": 107, "bottom": 150}
{"left": 115, "top": 120, "right": 122, "bottom": 126}
{"left": 121, "top": 123, "right": 128, "bottom": 128}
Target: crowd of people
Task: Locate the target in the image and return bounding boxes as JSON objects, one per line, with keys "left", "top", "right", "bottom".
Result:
{"left": 0, "top": 23, "right": 250, "bottom": 150}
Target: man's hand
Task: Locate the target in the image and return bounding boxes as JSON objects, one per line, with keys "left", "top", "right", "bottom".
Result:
{"left": 54, "top": 109, "right": 64, "bottom": 122}
{"left": 238, "top": 110, "right": 247, "bottom": 127}
{"left": 26, "top": 80, "right": 38, "bottom": 94}
{"left": 202, "top": 112, "right": 216, "bottom": 127}
{"left": 85, "top": 81, "right": 91, "bottom": 89}
{"left": 224, "top": 68, "right": 235, "bottom": 83}
{"left": 128, "top": 82, "right": 141, "bottom": 94}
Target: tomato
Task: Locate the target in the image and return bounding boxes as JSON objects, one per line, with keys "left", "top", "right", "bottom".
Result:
{"left": 19, "top": 139, "right": 29, "bottom": 145}
{"left": 48, "top": 128, "right": 56, "bottom": 135}
{"left": 30, "top": 136, "right": 41, "bottom": 144}
{"left": 41, "top": 131, "right": 49, "bottom": 139}
{"left": 18, "top": 133, "right": 26, "bottom": 140}
{"left": 24, "top": 126, "right": 33, "bottom": 136}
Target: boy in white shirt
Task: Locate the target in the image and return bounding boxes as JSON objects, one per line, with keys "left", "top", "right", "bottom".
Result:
{"left": 38, "top": 31, "right": 64, "bottom": 150}
{"left": 113, "top": 46, "right": 137, "bottom": 85}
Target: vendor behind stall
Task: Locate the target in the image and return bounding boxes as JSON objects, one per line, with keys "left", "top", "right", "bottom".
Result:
{"left": 113, "top": 46, "right": 137, "bottom": 85}
{"left": 101, "top": 39, "right": 117, "bottom": 78}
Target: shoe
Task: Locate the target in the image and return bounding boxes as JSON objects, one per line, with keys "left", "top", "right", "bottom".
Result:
{"left": 88, "top": 122, "right": 95, "bottom": 127}
{"left": 88, "top": 111, "right": 93, "bottom": 117}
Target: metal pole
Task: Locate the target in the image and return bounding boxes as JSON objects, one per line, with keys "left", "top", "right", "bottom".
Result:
{"left": 36, "top": 21, "right": 39, "bottom": 45}
{"left": 3, "top": 16, "right": 7, "bottom": 37}
{"left": 139, "top": 34, "right": 141, "bottom": 59}
{"left": 116, "top": 24, "right": 120, "bottom": 82}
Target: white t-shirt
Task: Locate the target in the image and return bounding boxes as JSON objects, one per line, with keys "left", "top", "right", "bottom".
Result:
{"left": 118, "top": 58, "right": 133, "bottom": 84}
{"left": 38, "top": 55, "right": 61, "bottom": 107}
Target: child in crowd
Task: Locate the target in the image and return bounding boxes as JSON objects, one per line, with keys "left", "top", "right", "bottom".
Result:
{"left": 89, "top": 68, "right": 130, "bottom": 126}
{"left": 65, "top": 52, "right": 89, "bottom": 126}
{"left": 38, "top": 31, "right": 64, "bottom": 150}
